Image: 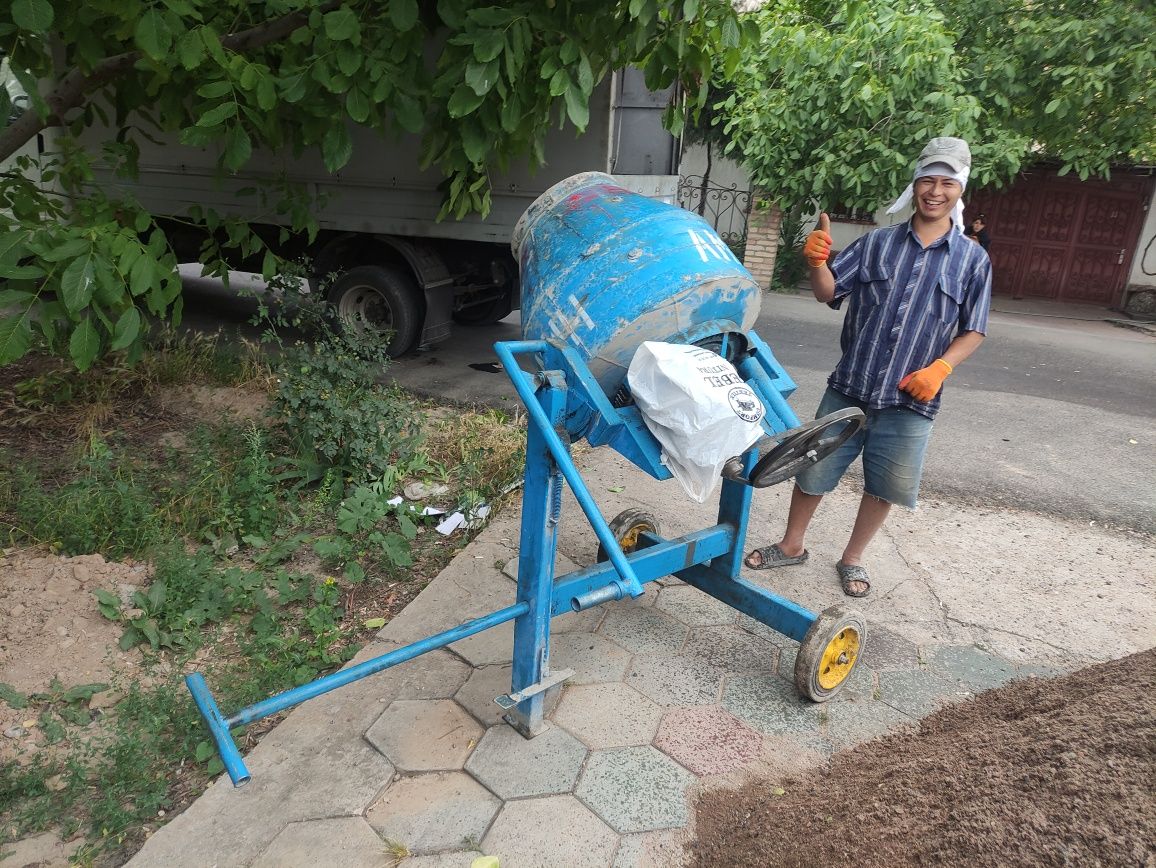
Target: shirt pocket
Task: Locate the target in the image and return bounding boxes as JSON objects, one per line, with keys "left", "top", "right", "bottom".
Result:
{"left": 857, "top": 265, "right": 891, "bottom": 307}
{"left": 935, "top": 277, "right": 964, "bottom": 323}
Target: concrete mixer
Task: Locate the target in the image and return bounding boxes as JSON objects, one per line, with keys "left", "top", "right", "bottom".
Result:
{"left": 187, "top": 173, "right": 868, "bottom": 785}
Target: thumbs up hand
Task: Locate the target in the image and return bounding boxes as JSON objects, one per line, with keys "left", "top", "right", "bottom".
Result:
{"left": 803, "top": 213, "right": 833, "bottom": 267}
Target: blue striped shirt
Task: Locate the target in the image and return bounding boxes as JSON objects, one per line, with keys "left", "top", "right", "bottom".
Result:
{"left": 827, "top": 220, "right": 991, "bottom": 419}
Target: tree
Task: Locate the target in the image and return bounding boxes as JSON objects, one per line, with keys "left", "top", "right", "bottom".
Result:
{"left": 719, "top": 0, "right": 1155, "bottom": 211}
{"left": 0, "top": 0, "right": 755, "bottom": 369}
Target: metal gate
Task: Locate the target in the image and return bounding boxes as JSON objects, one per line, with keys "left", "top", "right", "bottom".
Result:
{"left": 965, "top": 169, "right": 1153, "bottom": 305}
{"left": 677, "top": 175, "right": 752, "bottom": 255}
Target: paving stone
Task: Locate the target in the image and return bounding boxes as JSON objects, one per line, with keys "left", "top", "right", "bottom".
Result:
{"left": 454, "top": 664, "right": 514, "bottom": 727}
{"left": 682, "top": 625, "right": 779, "bottom": 673}
{"left": 734, "top": 612, "right": 801, "bottom": 647}
{"left": 599, "top": 606, "right": 688, "bottom": 655}
{"left": 927, "top": 644, "right": 1020, "bottom": 691}
{"left": 624, "top": 654, "right": 725, "bottom": 707}
{"left": 251, "top": 817, "right": 384, "bottom": 868}
{"left": 611, "top": 830, "right": 689, "bottom": 868}
{"left": 552, "top": 606, "right": 606, "bottom": 633}
{"left": 824, "top": 699, "right": 915, "bottom": 750}
{"left": 653, "top": 706, "right": 762, "bottom": 777}
{"left": 481, "top": 795, "right": 618, "bottom": 868}
{"left": 605, "top": 584, "right": 660, "bottom": 608}
{"left": 399, "top": 853, "right": 478, "bottom": 867}
{"left": 553, "top": 683, "right": 662, "bottom": 748}
{"left": 877, "top": 668, "right": 962, "bottom": 718}
{"left": 721, "top": 674, "right": 824, "bottom": 736}
{"left": 654, "top": 586, "right": 737, "bottom": 627}
{"left": 550, "top": 631, "right": 633, "bottom": 684}
{"left": 366, "top": 700, "right": 483, "bottom": 772}
{"left": 501, "top": 550, "right": 583, "bottom": 583}
{"left": 859, "top": 624, "right": 921, "bottom": 671}
{"left": 465, "top": 724, "right": 587, "bottom": 798}
{"left": 450, "top": 621, "right": 513, "bottom": 666}
{"left": 576, "top": 746, "right": 695, "bottom": 834}
{"left": 365, "top": 772, "right": 499, "bottom": 855}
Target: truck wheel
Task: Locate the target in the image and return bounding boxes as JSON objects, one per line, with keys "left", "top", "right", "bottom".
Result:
{"left": 327, "top": 265, "right": 422, "bottom": 357}
{"left": 452, "top": 289, "right": 514, "bottom": 326}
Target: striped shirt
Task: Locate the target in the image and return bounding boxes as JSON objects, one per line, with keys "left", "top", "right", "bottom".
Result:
{"left": 827, "top": 220, "right": 991, "bottom": 419}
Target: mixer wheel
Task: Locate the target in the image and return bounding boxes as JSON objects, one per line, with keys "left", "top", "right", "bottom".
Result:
{"left": 794, "top": 605, "right": 866, "bottom": 702}
{"left": 596, "top": 509, "right": 661, "bottom": 562}
{"left": 748, "top": 407, "right": 865, "bottom": 488}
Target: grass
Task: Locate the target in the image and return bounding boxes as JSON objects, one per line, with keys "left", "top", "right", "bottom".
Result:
{"left": 0, "top": 327, "right": 527, "bottom": 864}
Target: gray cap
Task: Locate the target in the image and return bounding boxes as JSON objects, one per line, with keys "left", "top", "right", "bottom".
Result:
{"left": 915, "top": 137, "right": 971, "bottom": 173}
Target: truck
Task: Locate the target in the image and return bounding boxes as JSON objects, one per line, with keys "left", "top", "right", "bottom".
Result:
{"left": 86, "top": 69, "right": 680, "bottom": 356}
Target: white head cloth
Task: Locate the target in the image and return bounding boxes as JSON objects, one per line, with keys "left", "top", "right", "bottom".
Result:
{"left": 886, "top": 162, "right": 970, "bottom": 230}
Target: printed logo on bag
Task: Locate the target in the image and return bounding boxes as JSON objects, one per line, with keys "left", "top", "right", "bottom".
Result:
{"left": 727, "top": 387, "right": 764, "bottom": 423}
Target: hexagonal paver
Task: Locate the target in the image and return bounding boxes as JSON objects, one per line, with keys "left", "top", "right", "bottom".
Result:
{"left": 721, "top": 674, "right": 824, "bottom": 736}
{"left": 927, "top": 644, "right": 1020, "bottom": 691}
{"left": 365, "top": 699, "right": 483, "bottom": 771}
{"left": 599, "top": 606, "right": 688, "bottom": 655}
{"left": 553, "top": 683, "right": 662, "bottom": 748}
{"left": 777, "top": 645, "right": 877, "bottom": 702}
{"left": 550, "top": 632, "right": 632, "bottom": 685}
{"left": 552, "top": 606, "right": 606, "bottom": 634}
{"left": 654, "top": 586, "right": 736, "bottom": 627}
{"left": 824, "top": 699, "right": 915, "bottom": 750}
{"left": 734, "top": 612, "right": 800, "bottom": 647}
{"left": 482, "top": 795, "right": 618, "bottom": 867}
{"left": 465, "top": 724, "right": 587, "bottom": 798}
{"left": 877, "top": 668, "right": 963, "bottom": 718}
{"left": 251, "top": 817, "right": 384, "bottom": 868}
{"left": 681, "top": 625, "right": 779, "bottom": 673}
{"left": 624, "top": 654, "right": 725, "bottom": 707}
{"left": 654, "top": 706, "right": 762, "bottom": 776}
{"left": 365, "top": 772, "right": 499, "bottom": 855}
{"left": 576, "top": 746, "right": 695, "bottom": 833}
{"left": 859, "top": 625, "right": 920, "bottom": 671}
{"left": 455, "top": 663, "right": 515, "bottom": 727}
{"left": 450, "top": 621, "right": 513, "bottom": 666}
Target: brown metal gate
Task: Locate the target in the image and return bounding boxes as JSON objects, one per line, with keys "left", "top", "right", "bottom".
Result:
{"left": 964, "top": 169, "right": 1153, "bottom": 306}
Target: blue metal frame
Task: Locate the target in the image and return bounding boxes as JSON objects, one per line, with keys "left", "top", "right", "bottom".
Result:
{"left": 186, "top": 330, "right": 821, "bottom": 787}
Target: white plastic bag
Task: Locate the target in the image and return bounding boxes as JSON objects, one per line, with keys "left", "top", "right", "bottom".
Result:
{"left": 626, "top": 341, "right": 766, "bottom": 502}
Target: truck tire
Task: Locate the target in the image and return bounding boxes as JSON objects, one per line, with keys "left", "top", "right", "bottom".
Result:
{"left": 326, "top": 265, "right": 422, "bottom": 357}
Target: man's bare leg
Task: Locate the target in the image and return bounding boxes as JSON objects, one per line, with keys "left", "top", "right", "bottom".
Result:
{"left": 746, "top": 484, "right": 823, "bottom": 567}
{"left": 839, "top": 493, "right": 891, "bottom": 594}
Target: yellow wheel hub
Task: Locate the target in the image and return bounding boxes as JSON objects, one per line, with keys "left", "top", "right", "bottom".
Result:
{"left": 619, "top": 523, "right": 654, "bottom": 552}
{"left": 817, "top": 626, "right": 861, "bottom": 690}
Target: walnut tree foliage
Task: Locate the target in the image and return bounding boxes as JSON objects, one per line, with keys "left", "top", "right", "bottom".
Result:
{"left": 0, "top": 0, "right": 755, "bottom": 370}
{"left": 719, "top": 0, "right": 1155, "bottom": 212}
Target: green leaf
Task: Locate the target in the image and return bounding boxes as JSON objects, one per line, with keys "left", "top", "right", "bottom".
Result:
{"left": 465, "top": 59, "right": 499, "bottom": 96}
{"left": 195, "top": 740, "right": 214, "bottom": 762}
{"left": 176, "top": 29, "right": 206, "bottom": 70}
{"left": 61, "top": 255, "right": 96, "bottom": 313}
{"left": 321, "top": 124, "right": 353, "bottom": 172}
{"left": 346, "top": 88, "right": 371, "bottom": 123}
{"left": 62, "top": 683, "right": 108, "bottom": 703}
{"left": 0, "top": 682, "right": 28, "bottom": 709}
{"left": 135, "top": 9, "right": 173, "bottom": 60}
{"left": 197, "top": 102, "right": 238, "bottom": 127}
{"left": 394, "top": 94, "right": 424, "bottom": 132}
{"left": 324, "top": 8, "right": 359, "bottom": 41}
{"left": 110, "top": 307, "right": 141, "bottom": 350}
{"left": 472, "top": 31, "right": 505, "bottom": 63}
{"left": 447, "top": 84, "right": 485, "bottom": 118}
{"left": 39, "top": 237, "right": 90, "bottom": 263}
{"left": 196, "top": 80, "right": 232, "bottom": 99}
{"left": 0, "top": 315, "right": 34, "bottom": 364}
{"left": 363, "top": 617, "right": 387, "bottom": 629}
{"left": 461, "top": 123, "right": 487, "bottom": 163}
{"left": 389, "top": 0, "right": 419, "bottom": 31}
{"left": 129, "top": 255, "right": 154, "bottom": 297}
{"left": 11, "top": 0, "right": 54, "bottom": 31}
{"left": 223, "top": 124, "right": 252, "bottom": 170}
{"left": 0, "top": 264, "right": 45, "bottom": 279}
{"left": 69, "top": 317, "right": 101, "bottom": 371}
{"left": 564, "top": 87, "right": 589, "bottom": 131}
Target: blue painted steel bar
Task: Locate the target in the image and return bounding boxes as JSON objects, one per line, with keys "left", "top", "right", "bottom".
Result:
{"left": 551, "top": 526, "right": 734, "bottom": 614}
{"left": 506, "top": 371, "right": 567, "bottom": 735}
{"left": 186, "top": 673, "right": 251, "bottom": 787}
{"left": 224, "top": 602, "right": 529, "bottom": 727}
{"left": 494, "top": 340, "right": 645, "bottom": 599}
{"left": 713, "top": 449, "right": 758, "bottom": 580}
{"left": 676, "top": 563, "right": 816, "bottom": 641}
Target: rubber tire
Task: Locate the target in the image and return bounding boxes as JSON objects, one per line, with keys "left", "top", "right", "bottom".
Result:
{"left": 326, "top": 264, "right": 422, "bottom": 357}
{"left": 794, "top": 604, "right": 867, "bottom": 702}
{"left": 595, "top": 508, "right": 661, "bottom": 563}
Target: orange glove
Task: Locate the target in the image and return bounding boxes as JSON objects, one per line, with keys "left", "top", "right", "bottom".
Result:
{"left": 898, "top": 358, "right": 953, "bottom": 402}
{"left": 803, "top": 213, "right": 833, "bottom": 267}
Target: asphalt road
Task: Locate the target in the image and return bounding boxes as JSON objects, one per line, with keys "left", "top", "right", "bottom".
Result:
{"left": 179, "top": 276, "right": 1156, "bottom": 535}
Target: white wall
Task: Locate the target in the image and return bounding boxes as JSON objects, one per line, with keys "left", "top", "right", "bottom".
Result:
{"left": 1127, "top": 186, "right": 1156, "bottom": 289}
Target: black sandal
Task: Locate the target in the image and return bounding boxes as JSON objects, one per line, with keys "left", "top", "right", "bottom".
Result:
{"left": 836, "top": 561, "right": 871, "bottom": 598}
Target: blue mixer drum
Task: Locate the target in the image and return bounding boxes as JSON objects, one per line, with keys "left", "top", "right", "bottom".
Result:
{"left": 512, "top": 172, "right": 761, "bottom": 396}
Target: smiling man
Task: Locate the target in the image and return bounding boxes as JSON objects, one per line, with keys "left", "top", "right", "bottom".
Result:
{"left": 745, "top": 137, "right": 992, "bottom": 597}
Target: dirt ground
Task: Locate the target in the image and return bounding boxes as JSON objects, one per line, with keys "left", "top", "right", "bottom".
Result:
{"left": 688, "top": 649, "right": 1156, "bottom": 868}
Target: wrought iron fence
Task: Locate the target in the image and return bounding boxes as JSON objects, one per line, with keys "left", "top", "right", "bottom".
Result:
{"left": 677, "top": 175, "right": 752, "bottom": 254}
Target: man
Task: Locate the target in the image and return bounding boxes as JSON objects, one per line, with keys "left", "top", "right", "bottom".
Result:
{"left": 965, "top": 214, "right": 991, "bottom": 251}
{"left": 745, "top": 137, "right": 991, "bottom": 597}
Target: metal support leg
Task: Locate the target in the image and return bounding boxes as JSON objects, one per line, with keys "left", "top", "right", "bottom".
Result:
{"left": 505, "top": 372, "right": 567, "bottom": 737}
{"left": 714, "top": 450, "right": 758, "bottom": 579}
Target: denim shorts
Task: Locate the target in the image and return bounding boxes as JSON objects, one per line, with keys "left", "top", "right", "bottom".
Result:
{"left": 794, "top": 387, "right": 934, "bottom": 509}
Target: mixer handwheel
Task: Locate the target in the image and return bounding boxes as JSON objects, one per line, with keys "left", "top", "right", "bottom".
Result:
{"left": 596, "top": 509, "right": 661, "bottom": 562}
{"left": 794, "top": 605, "right": 866, "bottom": 702}
{"left": 747, "top": 407, "right": 865, "bottom": 489}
